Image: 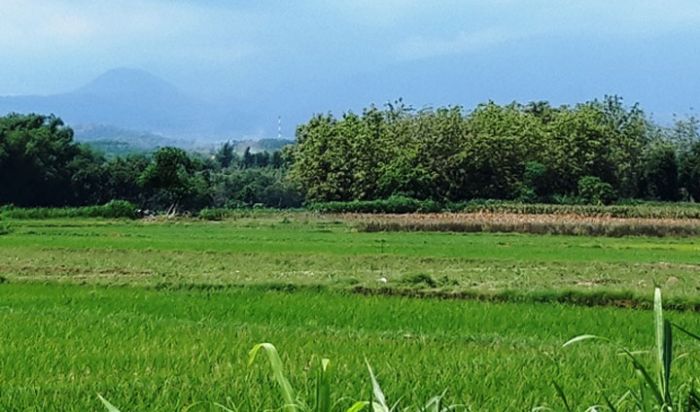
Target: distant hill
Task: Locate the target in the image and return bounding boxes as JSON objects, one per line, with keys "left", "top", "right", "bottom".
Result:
{"left": 72, "top": 124, "right": 188, "bottom": 157}
{"left": 0, "top": 68, "right": 256, "bottom": 138}
{"left": 72, "top": 124, "right": 294, "bottom": 157}
{"left": 233, "top": 138, "right": 294, "bottom": 153}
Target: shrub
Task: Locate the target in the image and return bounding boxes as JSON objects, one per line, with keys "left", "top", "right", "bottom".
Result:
{"left": 0, "top": 221, "right": 12, "bottom": 235}
{"left": 1, "top": 200, "right": 138, "bottom": 219}
{"left": 309, "top": 196, "right": 441, "bottom": 214}
{"left": 97, "top": 200, "right": 139, "bottom": 219}
{"left": 197, "top": 208, "right": 229, "bottom": 221}
{"left": 577, "top": 176, "right": 616, "bottom": 205}
{"left": 401, "top": 273, "right": 438, "bottom": 288}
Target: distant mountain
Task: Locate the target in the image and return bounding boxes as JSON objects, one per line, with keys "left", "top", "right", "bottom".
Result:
{"left": 233, "top": 138, "right": 294, "bottom": 153}
{"left": 72, "top": 124, "right": 188, "bottom": 156}
{"left": 0, "top": 68, "right": 257, "bottom": 138}
{"left": 72, "top": 123, "right": 294, "bottom": 157}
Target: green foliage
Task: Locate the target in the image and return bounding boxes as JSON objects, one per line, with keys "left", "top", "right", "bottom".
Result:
{"left": 0, "top": 200, "right": 137, "bottom": 219}
{"left": 0, "top": 220, "right": 12, "bottom": 235}
{"left": 640, "top": 143, "right": 680, "bottom": 201}
{"left": 309, "top": 196, "right": 441, "bottom": 214}
{"left": 578, "top": 176, "right": 617, "bottom": 205}
{"left": 138, "top": 147, "right": 197, "bottom": 205}
{"left": 290, "top": 96, "right": 659, "bottom": 204}
{"left": 0, "top": 113, "right": 295, "bottom": 212}
{"left": 0, "top": 113, "right": 106, "bottom": 206}
{"left": 680, "top": 141, "right": 700, "bottom": 201}
{"left": 210, "top": 168, "right": 303, "bottom": 209}
{"left": 215, "top": 141, "right": 237, "bottom": 168}
{"left": 1, "top": 98, "right": 699, "bottom": 212}
{"left": 521, "top": 161, "right": 552, "bottom": 201}
{"left": 562, "top": 288, "right": 700, "bottom": 411}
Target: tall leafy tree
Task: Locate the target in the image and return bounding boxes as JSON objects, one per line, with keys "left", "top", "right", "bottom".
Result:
{"left": 0, "top": 114, "right": 100, "bottom": 206}
{"left": 215, "top": 141, "right": 236, "bottom": 168}
{"left": 138, "top": 147, "right": 196, "bottom": 208}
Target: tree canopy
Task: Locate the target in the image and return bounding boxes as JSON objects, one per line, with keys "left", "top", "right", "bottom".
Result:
{"left": 1, "top": 96, "right": 699, "bottom": 210}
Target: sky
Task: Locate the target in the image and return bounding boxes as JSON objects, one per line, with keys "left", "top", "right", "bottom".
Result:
{"left": 2, "top": 0, "right": 700, "bottom": 131}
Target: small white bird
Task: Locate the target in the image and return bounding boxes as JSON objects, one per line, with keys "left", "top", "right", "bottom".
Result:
{"left": 378, "top": 277, "right": 388, "bottom": 284}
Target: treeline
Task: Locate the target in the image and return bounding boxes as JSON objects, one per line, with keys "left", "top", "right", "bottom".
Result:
{"left": 0, "top": 114, "right": 301, "bottom": 210}
{"left": 290, "top": 97, "right": 700, "bottom": 204}
{"left": 2, "top": 96, "right": 700, "bottom": 211}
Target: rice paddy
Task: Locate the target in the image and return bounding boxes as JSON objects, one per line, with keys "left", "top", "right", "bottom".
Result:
{"left": 1, "top": 213, "right": 699, "bottom": 410}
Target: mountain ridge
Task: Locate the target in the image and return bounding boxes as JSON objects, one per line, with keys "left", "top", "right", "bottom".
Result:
{"left": 0, "top": 68, "right": 257, "bottom": 139}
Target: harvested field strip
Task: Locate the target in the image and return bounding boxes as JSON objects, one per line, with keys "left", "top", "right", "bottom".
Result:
{"left": 348, "top": 212, "right": 700, "bottom": 237}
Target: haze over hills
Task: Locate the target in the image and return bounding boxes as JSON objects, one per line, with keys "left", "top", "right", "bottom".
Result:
{"left": 0, "top": 68, "right": 263, "bottom": 144}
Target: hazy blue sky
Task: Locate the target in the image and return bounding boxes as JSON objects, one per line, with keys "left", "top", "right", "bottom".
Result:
{"left": 2, "top": 0, "right": 700, "bottom": 125}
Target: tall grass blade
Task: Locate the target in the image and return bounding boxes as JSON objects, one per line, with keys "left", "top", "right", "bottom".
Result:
{"left": 315, "top": 358, "right": 332, "bottom": 412}
{"left": 662, "top": 319, "right": 673, "bottom": 405}
{"left": 563, "top": 327, "right": 664, "bottom": 405}
{"left": 552, "top": 381, "right": 573, "bottom": 412}
{"left": 672, "top": 323, "right": 700, "bottom": 342}
{"left": 421, "top": 393, "right": 445, "bottom": 412}
{"left": 562, "top": 334, "right": 605, "bottom": 347}
{"left": 687, "top": 385, "right": 700, "bottom": 411}
{"left": 654, "top": 287, "right": 672, "bottom": 406}
{"left": 97, "top": 394, "right": 122, "bottom": 412}
{"left": 366, "top": 361, "right": 389, "bottom": 412}
{"left": 213, "top": 403, "right": 238, "bottom": 412}
{"left": 618, "top": 346, "right": 664, "bottom": 405}
{"left": 345, "top": 401, "right": 370, "bottom": 412}
{"left": 601, "top": 392, "right": 618, "bottom": 412}
{"left": 249, "top": 343, "right": 297, "bottom": 412}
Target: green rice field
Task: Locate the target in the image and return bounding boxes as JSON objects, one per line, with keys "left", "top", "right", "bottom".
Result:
{"left": 0, "top": 214, "right": 699, "bottom": 410}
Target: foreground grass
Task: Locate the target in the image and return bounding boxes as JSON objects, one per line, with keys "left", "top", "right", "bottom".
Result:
{"left": 1, "top": 216, "right": 700, "bottom": 304}
{"left": 1, "top": 283, "right": 699, "bottom": 411}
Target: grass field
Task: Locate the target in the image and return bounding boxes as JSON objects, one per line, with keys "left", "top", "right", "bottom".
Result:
{"left": 1, "top": 215, "right": 700, "bottom": 303}
{"left": 1, "top": 213, "right": 699, "bottom": 410}
{"left": 1, "top": 283, "right": 699, "bottom": 411}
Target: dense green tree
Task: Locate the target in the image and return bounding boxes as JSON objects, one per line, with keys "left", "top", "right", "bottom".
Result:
{"left": 138, "top": 147, "right": 197, "bottom": 208}
{"left": 640, "top": 143, "right": 679, "bottom": 201}
{"left": 210, "top": 168, "right": 302, "bottom": 208}
{"left": 290, "top": 114, "right": 355, "bottom": 201}
{"left": 3, "top": 97, "right": 698, "bottom": 211}
{"left": 680, "top": 141, "right": 700, "bottom": 201}
{"left": 103, "top": 154, "right": 150, "bottom": 204}
{"left": 521, "top": 161, "right": 553, "bottom": 201}
{"left": 68, "top": 146, "right": 108, "bottom": 205}
{"left": 253, "top": 151, "right": 270, "bottom": 168}
{"left": 271, "top": 151, "right": 284, "bottom": 168}
{"left": 453, "top": 103, "right": 542, "bottom": 200}
{"left": 289, "top": 98, "right": 670, "bottom": 204}
{"left": 242, "top": 147, "right": 254, "bottom": 169}
{"left": 215, "top": 141, "right": 236, "bottom": 168}
{"left": 0, "top": 114, "right": 99, "bottom": 206}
